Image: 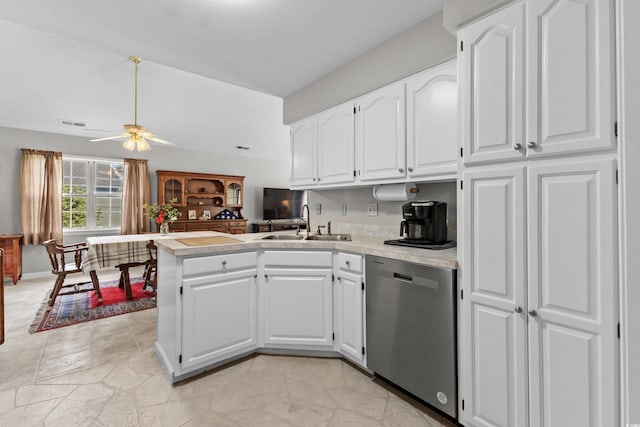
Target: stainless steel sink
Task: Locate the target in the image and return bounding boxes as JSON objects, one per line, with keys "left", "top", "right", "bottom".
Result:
{"left": 304, "top": 234, "right": 352, "bottom": 241}
{"left": 261, "top": 234, "right": 305, "bottom": 240}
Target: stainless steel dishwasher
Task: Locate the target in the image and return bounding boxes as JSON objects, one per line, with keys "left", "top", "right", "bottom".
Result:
{"left": 366, "top": 255, "right": 457, "bottom": 419}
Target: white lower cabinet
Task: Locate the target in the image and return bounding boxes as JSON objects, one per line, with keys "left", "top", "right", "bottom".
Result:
{"left": 263, "top": 251, "right": 334, "bottom": 349}
{"left": 181, "top": 268, "right": 258, "bottom": 370}
{"left": 334, "top": 252, "right": 365, "bottom": 366}
{"left": 462, "top": 156, "right": 618, "bottom": 427}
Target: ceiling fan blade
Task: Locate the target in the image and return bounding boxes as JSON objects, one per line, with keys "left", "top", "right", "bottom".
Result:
{"left": 90, "top": 134, "right": 127, "bottom": 142}
{"left": 147, "top": 136, "right": 177, "bottom": 146}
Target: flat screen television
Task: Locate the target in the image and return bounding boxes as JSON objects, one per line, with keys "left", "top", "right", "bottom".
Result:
{"left": 263, "top": 188, "right": 305, "bottom": 220}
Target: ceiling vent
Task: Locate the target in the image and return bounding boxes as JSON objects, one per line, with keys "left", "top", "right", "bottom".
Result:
{"left": 59, "top": 119, "right": 86, "bottom": 128}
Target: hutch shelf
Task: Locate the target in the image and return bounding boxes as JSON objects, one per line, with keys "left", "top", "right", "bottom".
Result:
{"left": 156, "top": 170, "right": 247, "bottom": 234}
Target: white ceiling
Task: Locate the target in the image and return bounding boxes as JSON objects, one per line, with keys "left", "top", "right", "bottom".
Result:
{"left": 0, "top": 0, "right": 444, "bottom": 159}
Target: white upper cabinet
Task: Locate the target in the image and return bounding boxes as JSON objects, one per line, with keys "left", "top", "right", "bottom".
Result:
{"left": 318, "top": 103, "right": 356, "bottom": 185}
{"left": 290, "top": 116, "right": 317, "bottom": 187}
{"left": 526, "top": 0, "right": 615, "bottom": 157}
{"left": 460, "top": 0, "right": 614, "bottom": 165}
{"left": 460, "top": 2, "right": 526, "bottom": 165}
{"left": 406, "top": 61, "right": 458, "bottom": 179}
{"left": 355, "top": 82, "right": 407, "bottom": 181}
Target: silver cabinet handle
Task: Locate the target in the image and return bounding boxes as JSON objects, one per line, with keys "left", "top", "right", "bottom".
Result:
{"left": 528, "top": 309, "right": 537, "bottom": 317}
{"left": 514, "top": 306, "right": 523, "bottom": 313}
{"left": 398, "top": 168, "right": 404, "bottom": 173}
{"left": 317, "top": 178, "right": 321, "bottom": 182}
{"left": 264, "top": 274, "right": 268, "bottom": 281}
{"left": 338, "top": 277, "right": 342, "bottom": 281}
{"left": 253, "top": 274, "right": 258, "bottom": 278}
{"left": 312, "top": 178, "right": 316, "bottom": 182}
{"left": 345, "top": 260, "right": 350, "bottom": 266}
{"left": 408, "top": 167, "right": 414, "bottom": 173}
{"left": 527, "top": 141, "right": 537, "bottom": 149}
{"left": 513, "top": 143, "right": 522, "bottom": 151}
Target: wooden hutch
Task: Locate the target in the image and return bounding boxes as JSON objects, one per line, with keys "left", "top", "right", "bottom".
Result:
{"left": 156, "top": 170, "right": 246, "bottom": 234}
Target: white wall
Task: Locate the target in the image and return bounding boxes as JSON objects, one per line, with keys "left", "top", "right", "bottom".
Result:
{"left": 283, "top": 12, "right": 456, "bottom": 124}
{"left": 0, "top": 126, "right": 290, "bottom": 275}
{"left": 306, "top": 182, "right": 457, "bottom": 241}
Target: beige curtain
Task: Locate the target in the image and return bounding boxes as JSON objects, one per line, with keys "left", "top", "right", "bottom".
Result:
{"left": 121, "top": 158, "right": 150, "bottom": 235}
{"left": 20, "top": 149, "right": 63, "bottom": 245}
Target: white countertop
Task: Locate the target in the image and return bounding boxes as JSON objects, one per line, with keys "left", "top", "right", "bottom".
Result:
{"left": 156, "top": 230, "right": 458, "bottom": 270}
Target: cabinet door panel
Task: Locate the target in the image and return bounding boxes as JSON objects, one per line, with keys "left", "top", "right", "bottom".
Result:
{"left": 528, "top": 0, "right": 614, "bottom": 157}
{"left": 181, "top": 272, "right": 257, "bottom": 369}
{"left": 460, "top": 2, "right": 525, "bottom": 165}
{"left": 463, "top": 166, "right": 527, "bottom": 427}
{"left": 290, "top": 117, "right": 317, "bottom": 187}
{"left": 406, "top": 61, "right": 458, "bottom": 179}
{"left": 318, "top": 103, "right": 355, "bottom": 185}
{"left": 264, "top": 270, "right": 333, "bottom": 347}
{"left": 527, "top": 157, "right": 618, "bottom": 427}
{"left": 356, "top": 83, "right": 406, "bottom": 181}
{"left": 336, "top": 270, "right": 363, "bottom": 364}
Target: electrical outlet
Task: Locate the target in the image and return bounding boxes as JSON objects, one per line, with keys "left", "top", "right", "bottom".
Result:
{"left": 315, "top": 204, "right": 322, "bottom": 215}
{"left": 341, "top": 204, "right": 347, "bottom": 216}
{"left": 367, "top": 203, "right": 378, "bottom": 217}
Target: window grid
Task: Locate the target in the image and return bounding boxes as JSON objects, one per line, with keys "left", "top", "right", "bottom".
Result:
{"left": 63, "top": 157, "right": 124, "bottom": 231}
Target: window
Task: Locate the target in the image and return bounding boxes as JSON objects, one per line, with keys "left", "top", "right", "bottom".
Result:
{"left": 62, "top": 157, "right": 124, "bottom": 231}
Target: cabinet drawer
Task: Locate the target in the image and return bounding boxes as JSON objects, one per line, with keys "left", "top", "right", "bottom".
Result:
{"left": 183, "top": 251, "right": 257, "bottom": 276}
{"left": 263, "top": 251, "right": 332, "bottom": 268}
{"left": 336, "top": 253, "right": 362, "bottom": 274}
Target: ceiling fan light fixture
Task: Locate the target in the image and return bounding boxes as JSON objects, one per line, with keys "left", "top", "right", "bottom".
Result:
{"left": 123, "top": 138, "right": 137, "bottom": 151}
{"left": 136, "top": 138, "right": 151, "bottom": 151}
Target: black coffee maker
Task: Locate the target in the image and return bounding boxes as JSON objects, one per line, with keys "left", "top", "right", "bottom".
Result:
{"left": 400, "top": 201, "right": 447, "bottom": 244}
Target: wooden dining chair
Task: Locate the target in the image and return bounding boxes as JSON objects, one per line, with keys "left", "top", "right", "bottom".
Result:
{"left": 142, "top": 241, "right": 157, "bottom": 295}
{"left": 42, "top": 240, "right": 102, "bottom": 306}
{"left": 115, "top": 240, "right": 157, "bottom": 299}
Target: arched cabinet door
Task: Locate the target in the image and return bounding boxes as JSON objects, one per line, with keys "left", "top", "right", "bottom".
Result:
{"left": 406, "top": 60, "right": 458, "bottom": 179}
{"left": 355, "top": 82, "right": 406, "bottom": 181}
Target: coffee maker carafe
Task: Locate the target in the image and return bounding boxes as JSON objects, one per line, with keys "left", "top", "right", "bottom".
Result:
{"left": 400, "top": 201, "right": 447, "bottom": 243}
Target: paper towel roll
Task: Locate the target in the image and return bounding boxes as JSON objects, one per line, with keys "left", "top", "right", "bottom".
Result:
{"left": 372, "top": 183, "right": 418, "bottom": 201}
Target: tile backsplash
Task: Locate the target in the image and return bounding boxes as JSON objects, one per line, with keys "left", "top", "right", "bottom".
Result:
{"left": 306, "top": 181, "right": 457, "bottom": 241}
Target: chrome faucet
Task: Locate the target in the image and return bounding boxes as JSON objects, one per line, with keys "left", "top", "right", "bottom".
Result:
{"left": 327, "top": 221, "right": 332, "bottom": 235}
{"left": 301, "top": 204, "right": 311, "bottom": 237}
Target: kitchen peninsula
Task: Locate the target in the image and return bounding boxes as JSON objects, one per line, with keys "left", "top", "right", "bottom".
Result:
{"left": 153, "top": 230, "right": 457, "bottom": 383}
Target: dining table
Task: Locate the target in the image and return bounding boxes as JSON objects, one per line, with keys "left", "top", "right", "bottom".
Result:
{"left": 81, "top": 231, "right": 219, "bottom": 300}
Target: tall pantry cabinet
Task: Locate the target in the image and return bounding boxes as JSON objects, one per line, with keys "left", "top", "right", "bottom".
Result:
{"left": 458, "top": 1, "right": 618, "bottom": 426}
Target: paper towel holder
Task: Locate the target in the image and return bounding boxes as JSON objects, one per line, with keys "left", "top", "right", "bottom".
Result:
{"left": 372, "top": 183, "right": 419, "bottom": 201}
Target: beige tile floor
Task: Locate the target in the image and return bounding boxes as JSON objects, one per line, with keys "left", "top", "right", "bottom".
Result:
{"left": 1, "top": 269, "right": 456, "bottom": 427}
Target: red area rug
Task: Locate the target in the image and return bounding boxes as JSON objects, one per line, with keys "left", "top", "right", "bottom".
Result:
{"left": 30, "top": 277, "right": 156, "bottom": 333}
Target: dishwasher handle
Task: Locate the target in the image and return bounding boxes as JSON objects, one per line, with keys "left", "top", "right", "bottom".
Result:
{"left": 393, "top": 272, "right": 413, "bottom": 283}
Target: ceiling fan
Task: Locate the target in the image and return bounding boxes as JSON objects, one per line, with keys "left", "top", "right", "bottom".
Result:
{"left": 91, "top": 56, "right": 175, "bottom": 151}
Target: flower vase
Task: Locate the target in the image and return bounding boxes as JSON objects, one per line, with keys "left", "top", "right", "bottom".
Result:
{"left": 160, "top": 223, "right": 169, "bottom": 236}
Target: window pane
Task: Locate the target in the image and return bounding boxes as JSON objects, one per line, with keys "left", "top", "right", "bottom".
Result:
{"left": 69, "top": 195, "right": 88, "bottom": 228}
{"left": 111, "top": 211, "right": 122, "bottom": 228}
{"left": 67, "top": 178, "right": 87, "bottom": 194}
{"left": 63, "top": 158, "right": 123, "bottom": 230}
{"left": 95, "top": 178, "right": 112, "bottom": 193}
{"left": 71, "top": 161, "right": 88, "bottom": 177}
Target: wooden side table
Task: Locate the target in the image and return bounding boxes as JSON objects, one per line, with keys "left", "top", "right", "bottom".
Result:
{"left": 0, "top": 234, "right": 23, "bottom": 284}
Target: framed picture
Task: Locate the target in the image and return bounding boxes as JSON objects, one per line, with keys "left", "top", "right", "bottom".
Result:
{"left": 188, "top": 210, "right": 196, "bottom": 219}
{"left": 203, "top": 210, "right": 211, "bottom": 219}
